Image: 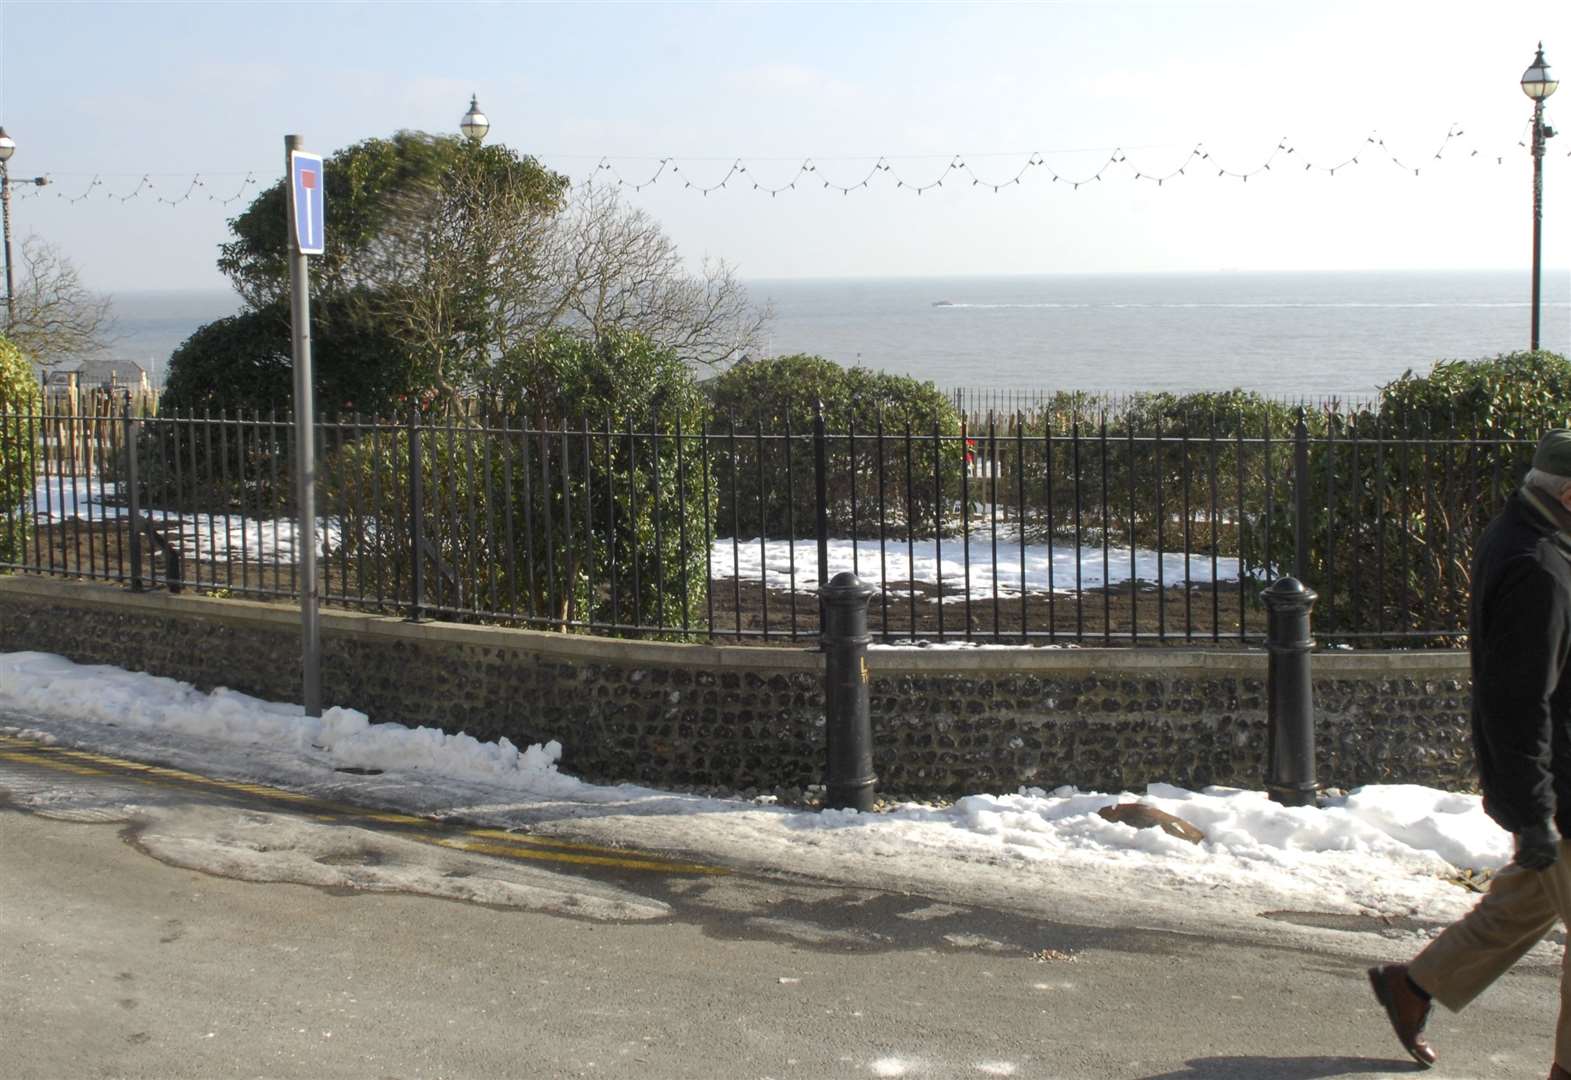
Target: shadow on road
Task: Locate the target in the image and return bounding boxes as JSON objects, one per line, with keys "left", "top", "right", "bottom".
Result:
{"left": 1138, "top": 1056, "right": 1419, "bottom": 1079}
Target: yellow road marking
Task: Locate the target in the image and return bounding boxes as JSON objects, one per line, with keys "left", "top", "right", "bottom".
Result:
{"left": 0, "top": 749, "right": 110, "bottom": 777}
{"left": 0, "top": 734, "right": 726, "bottom": 876}
{"left": 461, "top": 826, "right": 665, "bottom": 855}
{"left": 434, "top": 835, "right": 726, "bottom": 875}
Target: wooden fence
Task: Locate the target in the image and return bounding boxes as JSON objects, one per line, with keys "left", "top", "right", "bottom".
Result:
{"left": 34, "top": 373, "right": 161, "bottom": 476}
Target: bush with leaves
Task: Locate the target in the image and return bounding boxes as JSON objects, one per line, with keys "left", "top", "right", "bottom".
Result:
{"left": 705, "top": 354, "right": 964, "bottom": 538}
{"left": 0, "top": 337, "right": 43, "bottom": 565}
{"left": 1114, "top": 390, "right": 1312, "bottom": 561}
{"left": 139, "top": 296, "right": 423, "bottom": 515}
{"left": 161, "top": 295, "right": 420, "bottom": 418}
{"left": 981, "top": 389, "right": 1311, "bottom": 564}
{"left": 1288, "top": 350, "right": 1571, "bottom": 642}
{"left": 325, "top": 330, "right": 714, "bottom": 636}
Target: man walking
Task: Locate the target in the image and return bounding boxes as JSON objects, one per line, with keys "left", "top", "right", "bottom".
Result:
{"left": 1369, "top": 430, "right": 1571, "bottom": 1075}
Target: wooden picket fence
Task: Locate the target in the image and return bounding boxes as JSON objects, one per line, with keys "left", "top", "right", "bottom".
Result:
{"left": 34, "top": 372, "right": 161, "bottom": 477}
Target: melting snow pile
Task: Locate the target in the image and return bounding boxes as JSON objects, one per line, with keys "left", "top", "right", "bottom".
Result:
{"left": 0, "top": 650, "right": 1514, "bottom": 929}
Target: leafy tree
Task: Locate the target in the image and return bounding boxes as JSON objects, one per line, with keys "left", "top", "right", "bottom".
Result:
{"left": 212, "top": 133, "right": 567, "bottom": 415}
{"left": 357, "top": 146, "right": 561, "bottom": 409}
{"left": 218, "top": 131, "right": 568, "bottom": 312}
{"left": 216, "top": 135, "right": 762, "bottom": 411}
{"left": 0, "top": 336, "right": 42, "bottom": 564}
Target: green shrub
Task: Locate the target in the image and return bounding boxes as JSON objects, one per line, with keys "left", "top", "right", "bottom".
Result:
{"left": 706, "top": 354, "right": 963, "bottom": 537}
{"left": 140, "top": 295, "right": 421, "bottom": 515}
{"left": 0, "top": 337, "right": 42, "bottom": 565}
{"left": 326, "top": 330, "right": 714, "bottom": 636}
{"left": 161, "top": 295, "right": 419, "bottom": 418}
{"left": 1292, "top": 350, "right": 1571, "bottom": 641}
{"left": 995, "top": 389, "right": 1310, "bottom": 561}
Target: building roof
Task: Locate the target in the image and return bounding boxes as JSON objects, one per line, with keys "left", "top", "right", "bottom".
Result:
{"left": 45, "top": 358, "right": 149, "bottom": 387}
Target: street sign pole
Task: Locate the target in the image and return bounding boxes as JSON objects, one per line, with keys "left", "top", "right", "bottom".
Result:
{"left": 286, "top": 134, "right": 322, "bottom": 718}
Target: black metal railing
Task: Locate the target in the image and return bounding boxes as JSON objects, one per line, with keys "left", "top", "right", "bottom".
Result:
{"left": 0, "top": 396, "right": 1552, "bottom": 647}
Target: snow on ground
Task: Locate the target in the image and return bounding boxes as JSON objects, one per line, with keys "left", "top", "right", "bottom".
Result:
{"left": 711, "top": 532, "right": 1240, "bottom": 598}
{"left": 28, "top": 477, "right": 332, "bottom": 562}
{"left": 32, "top": 474, "right": 1239, "bottom": 598}
{"left": 135, "top": 803, "right": 672, "bottom": 921}
{"left": 0, "top": 650, "right": 1517, "bottom": 955}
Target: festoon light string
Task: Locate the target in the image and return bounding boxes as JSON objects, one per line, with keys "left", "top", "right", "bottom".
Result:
{"left": 16, "top": 171, "right": 259, "bottom": 205}
{"left": 10, "top": 123, "right": 1557, "bottom": 208}
{"left": 591, "top": 123, "right": 1541, "bottom": 196}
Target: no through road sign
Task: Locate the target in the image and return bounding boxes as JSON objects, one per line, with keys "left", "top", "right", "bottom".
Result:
{"left": 289, "top": 150, "right": 325, "bottom": 255}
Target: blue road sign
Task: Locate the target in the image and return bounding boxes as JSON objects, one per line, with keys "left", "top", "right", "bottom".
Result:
{"left": 289, "top": 151, "right": 325, "bottom": 255}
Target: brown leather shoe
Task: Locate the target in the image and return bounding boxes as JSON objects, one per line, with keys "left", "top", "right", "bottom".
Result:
{"left": 1368, "top": 965, "right": 1437, "bottom": 1068}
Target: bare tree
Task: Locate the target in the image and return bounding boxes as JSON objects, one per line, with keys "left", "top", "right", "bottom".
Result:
{"left": 6, "top": 236, "right": 116, "bottom": 371}
{"left": 548, "top": 183, "right": 769, "bottom": 368}
{"left": 364, "top": 173, "right": 767, "bottom": 409}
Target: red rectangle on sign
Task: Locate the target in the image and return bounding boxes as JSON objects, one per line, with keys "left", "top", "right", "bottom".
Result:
{"left": 301, "top": 170, "right": 317, "bottom": 189}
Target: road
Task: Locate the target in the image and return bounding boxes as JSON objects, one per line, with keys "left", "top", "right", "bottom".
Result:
{"left": 0, "top": 740, "right": 1558, "bottom": 1080}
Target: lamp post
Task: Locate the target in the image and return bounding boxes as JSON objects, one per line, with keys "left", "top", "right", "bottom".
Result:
{"left": 0, "top": 126, "right": 51, "bottom": 332}
{"left": 1522, "top": 44, "right": 1559, "bottom": 352}
{"left": 460, "top": 94, "right": 489, "bottom": 143}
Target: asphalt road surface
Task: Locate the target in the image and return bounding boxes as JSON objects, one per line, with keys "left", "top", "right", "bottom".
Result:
{"left": 0, "top": 745, "right": 1558, "bottom": 1080}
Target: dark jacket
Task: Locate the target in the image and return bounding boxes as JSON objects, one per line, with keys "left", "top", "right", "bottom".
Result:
{"left": 1470, "top": 489, "right": 1571, "bottom": 835}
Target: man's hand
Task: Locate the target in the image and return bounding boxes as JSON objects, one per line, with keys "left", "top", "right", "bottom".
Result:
{"left": 1515, "top": 821, "right": 1561, "bottom": 871}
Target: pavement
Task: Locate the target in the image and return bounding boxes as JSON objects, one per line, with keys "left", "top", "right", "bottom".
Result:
{"left": 0, "top": 733, "right": 1560, "bottom": 1080}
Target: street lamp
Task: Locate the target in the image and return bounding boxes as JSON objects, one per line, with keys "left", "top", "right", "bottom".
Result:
{"left": 0, "top": 126, "right": 51, "bottom": 332}
{"left": 460, "top": 95, "right": 489, "bottom": 143}
{"left": 1522, "top": 43, "right": 1559, "bottom": 351}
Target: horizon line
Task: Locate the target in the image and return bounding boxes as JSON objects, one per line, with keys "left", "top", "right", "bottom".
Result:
{"left": 101, "top": 265, "right": 1571, "bottom": 295}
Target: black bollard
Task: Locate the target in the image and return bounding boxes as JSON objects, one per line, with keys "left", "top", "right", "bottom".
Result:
{"left": 1262, "top": 576, "right": 1318, "bottom": 806}
{"left": 821, "top": 571, "right": 877, "bottom": 811}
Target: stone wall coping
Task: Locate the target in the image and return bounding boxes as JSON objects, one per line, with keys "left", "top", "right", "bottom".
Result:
{"left": 0, "top": 575, "right": 1469, "bottom": 678}
{"left": 863, "top": 645, "right": 1467, "bottom": 676}
{"left": 0, "top": 576, "right": 821, "bottom": 673}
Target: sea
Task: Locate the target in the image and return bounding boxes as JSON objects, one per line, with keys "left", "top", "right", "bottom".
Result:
{"left": 104, "top": 270, "right": 1569, "bottom": 400}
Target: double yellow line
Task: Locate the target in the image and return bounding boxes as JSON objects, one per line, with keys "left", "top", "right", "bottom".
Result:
{"left": 0, "top": 733, "right": 725, "bottom": 876}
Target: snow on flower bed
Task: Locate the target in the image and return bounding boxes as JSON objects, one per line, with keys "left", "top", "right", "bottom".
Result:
{"left": 709, "top": 532, "right": 1240, "bottom": 598}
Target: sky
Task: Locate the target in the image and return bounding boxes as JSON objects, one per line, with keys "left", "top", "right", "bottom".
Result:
{"left": 0, "top": 647, "right": 1539, "bottom": 958}
{"left": 1, "top": 0, "right": 1568, "bottom": 293}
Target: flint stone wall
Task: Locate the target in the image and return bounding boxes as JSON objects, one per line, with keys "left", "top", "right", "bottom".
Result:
{"left": 0, "top": 577, "right": 1477, "bottom": 796}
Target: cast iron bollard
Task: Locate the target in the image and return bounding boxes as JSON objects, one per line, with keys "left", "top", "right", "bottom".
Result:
{"left": 821, "top": 571, "right": 877, "bottom": 811}
{"left": 1262, "top": 576, "right": 1318, "bottom": 806}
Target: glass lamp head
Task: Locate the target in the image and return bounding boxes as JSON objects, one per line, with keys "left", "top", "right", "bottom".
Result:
{"left": 1523, "top": 45, "right": 1559, "bottom": 101}
{"left": 460, "top": 95, "right": 490, "bottom": 142}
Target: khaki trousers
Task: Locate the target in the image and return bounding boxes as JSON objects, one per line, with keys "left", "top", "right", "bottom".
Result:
{"left": 1409, "top": 839, "right": 1571, "bottom": 1068}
